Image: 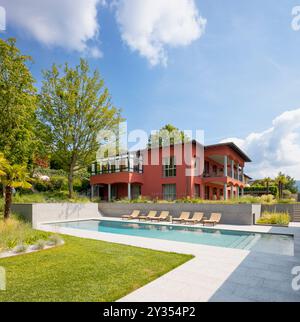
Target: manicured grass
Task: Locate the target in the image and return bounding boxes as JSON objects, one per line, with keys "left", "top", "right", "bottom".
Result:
{"left": 0, "top": 235, "right": 193, "bottom": 302}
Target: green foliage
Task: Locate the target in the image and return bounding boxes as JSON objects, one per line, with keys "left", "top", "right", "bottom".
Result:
{"left": 244, "top": 185, "right": 278, "bottom": 196}
{"left": 38, "top": 59, "right": 123, "bottom": 198}
{"left": 0, "top": 153, "right": 33, "bottom": 218}
{"left": 0, "top": 38, "right": 37, "bottom": 164}
{"left": 0, "top": 217, "right": 50, "bottom": 251}
{"left": 251, "top": 173, "right": 298, "bottom": 196}
{"left": 116, "top": 194, "right": 296, "bottom": 205}
{"left": 148, "top": 124, "right": 189, "bottom": 148}
{"left": 257, "top": 212, "right": 290, "bottom": 226}
{"left": 282, "top": 189, "right": 292, "bottom": 199}
{"left": 12, "top": 192, "right": 90, "bottom": 203}
{"left": 50, "top": 176, "right": 68, "bottom": 191}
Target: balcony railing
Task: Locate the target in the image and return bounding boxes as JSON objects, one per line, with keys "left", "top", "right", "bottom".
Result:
{"left": 91, "top": 166, "right": 143, "bottom": 175}
{"left": 203, "top": 172, "right": 224, "bottom": 178}
{"left": 203, "top": 171, "right": 245, "bottom": 183}
{"left": 90, "top": 153, "right": 143, "bottom": 176}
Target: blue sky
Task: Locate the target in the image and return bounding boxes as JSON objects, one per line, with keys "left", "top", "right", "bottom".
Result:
{"left": 1, "top": 0, "right": 300, "bottom": 178}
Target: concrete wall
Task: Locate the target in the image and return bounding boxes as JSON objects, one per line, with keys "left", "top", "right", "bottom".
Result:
{"left": 12, "top": 203, "right": 100, "bottom": 228}
{"left": 262, "top": 204, "right": 300, "bottom": 222}
{"left": 98, "top": 203, "right": 261, "bottom": 225}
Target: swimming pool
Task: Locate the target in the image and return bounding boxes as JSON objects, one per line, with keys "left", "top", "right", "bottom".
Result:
{"left": 51, "top": 220, "right": 294, "bottom": 256}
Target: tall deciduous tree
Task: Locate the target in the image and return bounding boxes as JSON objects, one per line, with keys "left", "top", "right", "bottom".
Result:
{"left": 0, "top": 38, "right": 37, "bottom": 164}
{"left": 148, "top": 124, "right": 189, "bottom": 148}
{"left": 38, "top": 59, "right": 122, "bottom": 198}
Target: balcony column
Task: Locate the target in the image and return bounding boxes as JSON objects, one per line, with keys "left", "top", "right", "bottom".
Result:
{"left": 128, "top": 183, "right": 131, "bottom": 200}
{"left": 237, "top": 163, "right": 240, "bottom": 181}
{"left": 230, "top": 185, "right": 234, "bottom": 199}
{"left": 224, "top": 183, "right": 228, "bottom": 200}
{"left": 108, "top": 184, "right": 111, "bottom": 202}
{"left": 241, "top": 167, "right": 244, "bottom": 183}
{"left": 237, "top": 186, "right": 240, "bottom": 199}
{"left": 91, "top": 185, "right": 94, "bottom": 200}
{"left": 241, "top": 187, "right": 244, "bottom": 197}
{"left": 91, "top": 163, "right": 96, "bottom": 175}
{"left": 231, "top": 160, "right": 234, "bottom": 179}
{"left": 224, "top": 156, "right": 228, "bottom": 177}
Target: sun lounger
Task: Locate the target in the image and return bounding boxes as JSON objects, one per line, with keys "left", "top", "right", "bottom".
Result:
{"left": 151, "top": 211, "right": 169, "bottom": 222}
{"left": 183, "top": 212, "right": 204, "bottom": 225}
{"left": 122, "top": 210, "right": 140, "bottom": 220}
{"left": 172, "top": 212, "right": 190, "bottom": 224}
{"left": 138, "top": 211, "right": 157, "bottom": 221}
{"left": 203, "top": 213, "right": 222, "bottom": 226}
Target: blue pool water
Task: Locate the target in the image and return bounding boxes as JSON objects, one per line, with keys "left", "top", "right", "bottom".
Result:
{"left": 51, "top": 220, "right": 294, "bottom": 256}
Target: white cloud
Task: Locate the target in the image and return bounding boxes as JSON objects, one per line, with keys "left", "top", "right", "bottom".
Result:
{"left": 2, "top": 0, "right": 104, "bottom": 56}
{"left": 114, "top": 0, "right": 206, "bottom": 66}
{"left": 221, "top": 109, "right": 300, "bottom": 179}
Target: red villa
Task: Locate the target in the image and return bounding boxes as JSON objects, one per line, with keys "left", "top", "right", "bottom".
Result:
{"left": 90, "top": 141, "right": 251, "bottom": 201}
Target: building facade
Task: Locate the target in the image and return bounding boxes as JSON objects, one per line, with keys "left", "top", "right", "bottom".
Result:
{"left": 90, "top": 141, "right": 251, "bottom": 201}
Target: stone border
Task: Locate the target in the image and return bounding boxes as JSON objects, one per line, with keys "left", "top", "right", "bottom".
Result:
{"left": 0, "top": 241, "right": 64, "bottom": 259}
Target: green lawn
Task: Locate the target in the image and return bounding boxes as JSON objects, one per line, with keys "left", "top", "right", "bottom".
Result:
{"left": 0, "top": 235, "right": 192, "bottom": 302}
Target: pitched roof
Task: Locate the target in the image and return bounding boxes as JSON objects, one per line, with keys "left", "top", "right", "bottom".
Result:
{"left": 204, "top": 142, "right": 252, "bottom": 162}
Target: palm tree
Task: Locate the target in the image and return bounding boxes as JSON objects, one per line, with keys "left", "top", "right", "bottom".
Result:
{"left": 0, "top": 153, "right": 7, "bottom": 176}
{"left": 0, "top": 154, "right": 32, "bottom": 220}
{"left": 275, "top": 173, "right": 288, "bottom": 199}
{"left": 263, "top": 177, "right": 272, "bottom": 195}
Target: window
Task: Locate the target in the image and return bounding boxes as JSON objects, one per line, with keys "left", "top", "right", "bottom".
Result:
{"left": 163, "top": 156, "right": 176, "bottom": 177}
{"left": 163, "top": 184, "right": 176, "bottom": 201}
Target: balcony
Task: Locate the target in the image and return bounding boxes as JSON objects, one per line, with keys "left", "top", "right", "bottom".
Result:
{"left": 90, "top": 153, "right": 143, "bottom": 176}
{"left": 203, "top": 171, "right": 245, "bottom": 183}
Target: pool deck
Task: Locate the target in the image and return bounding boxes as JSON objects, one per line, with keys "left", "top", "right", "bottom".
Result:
{"left": 39, "top": 219, "right": 300, "bottom": 302}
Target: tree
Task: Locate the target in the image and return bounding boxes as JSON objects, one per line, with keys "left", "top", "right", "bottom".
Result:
{"left": 284, "top": 175, "right": 298, "bottom": 194}
{"left": 38, "top": 59, "right": 122, "bottom": 198}
{"left": 0, "top": 153, "right": 32, "bottom": 220}
{"left": 262, "top": 177, "right": 272, "bottom": 195}
{"left": 0, "top": 38, "right": 37, "bottom": 165}
{"left": 275, "top": 172, "right": 288, "bottom": 199}
{"left": 148, "top": 124, "right": 189, "bottom": 148}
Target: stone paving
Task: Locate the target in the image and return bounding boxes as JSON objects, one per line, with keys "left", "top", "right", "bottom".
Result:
{"left": 39, "top": 219, "right": 300, "bottom": 302}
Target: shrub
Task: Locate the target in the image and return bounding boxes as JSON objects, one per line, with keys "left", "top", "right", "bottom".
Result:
{"left": 34, "top": 179, "right": 53, "bottom": 192}
{"left": 0, "top": 217, "right": 50, "bottom": 251}
{"left": 13, "top": 244, "right": 27, "bottom": 254}
{"left": 257, "top": 212, "right": 290, "bottom": 225}
{"left": 244, "top": 185, "right": 278, "bottom": 196}
{"left": 31, "top": 239, "right": 47, "bottom": 250}
{"left": 282, "top": 189, "right": 292, "bottom": 199}
{"left": 47, "top": 235, "right": 64, "bottom": 246}
{"left": 50, "top": 175, "right": 68, "bottom": 191}
{"left": 259, "top": 194, "right": 275, "bottom": 204}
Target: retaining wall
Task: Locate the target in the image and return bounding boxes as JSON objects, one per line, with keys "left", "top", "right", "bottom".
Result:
{"left": 11, "top": 203, "right": 100, "bottom": 228}
{"left": 98, "top": 203, "right": 261, "bottom": 225}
